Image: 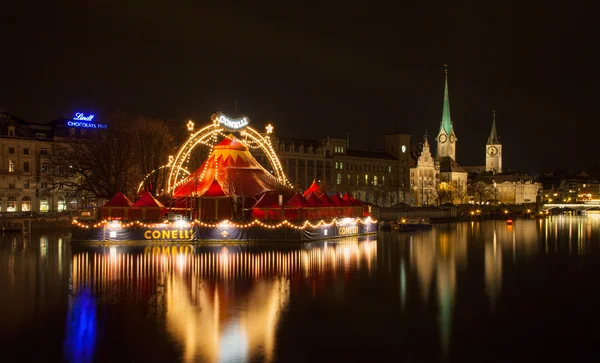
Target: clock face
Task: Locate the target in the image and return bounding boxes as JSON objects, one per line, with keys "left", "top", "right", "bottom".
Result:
{"left": 401, "top": 145, "right": 407, "bottom": 153}
{"left": 449, "top": 134, "right": 455, "bottom": 143}
{"left": 439, "top": 134, "right": 447, "bottom": 143}
{"left": 487, "top": 146, "right": 498, "bottom": 156}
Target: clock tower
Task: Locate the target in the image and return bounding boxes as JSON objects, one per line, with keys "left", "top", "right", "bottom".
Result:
{"left": 436, "top": 66, "right": 457, "bottom": 161}
{"left": 485, "top": 111, "right": 502, "bottom": 174}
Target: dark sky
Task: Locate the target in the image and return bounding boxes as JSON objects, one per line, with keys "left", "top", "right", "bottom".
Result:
{"left": 1, "top": 1, "right": 597, "bottom": 173}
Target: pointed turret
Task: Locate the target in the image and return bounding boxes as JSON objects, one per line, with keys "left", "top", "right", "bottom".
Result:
{"left": 439, "top": 66, "right": 453, "bottom": 136}
{"left": 487, "top": 111, "right": 500, "bottom": 144}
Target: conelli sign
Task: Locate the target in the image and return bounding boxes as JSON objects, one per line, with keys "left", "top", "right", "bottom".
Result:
{"left": 67, "top": 113, "right": 108, "bottom": 129}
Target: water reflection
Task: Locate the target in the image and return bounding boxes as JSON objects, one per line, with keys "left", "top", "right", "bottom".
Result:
{"left": 69, "top": 237, "right": 376, "bottom": 362}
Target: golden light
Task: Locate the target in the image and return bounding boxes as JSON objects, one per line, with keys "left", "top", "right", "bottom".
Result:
{"left": 526, "top": 209, "right": 531, "bottom": 213}
{"left": 476, "top": 209, "right": 481, "bottom": 214}
{"left": 504, "top": 210, "right": 508, "bottom": 214}
{"left": 470, "top": 211, "right": 475, "bottom": 216}
{"left": 266, "top": 124, "right": 273, "bottom": 134}
{"left": 187, "top": 120, "right": 194, "bottom": 131}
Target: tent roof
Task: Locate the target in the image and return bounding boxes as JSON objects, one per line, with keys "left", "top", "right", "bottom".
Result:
{"left": 253, "top": 191, "right": 283, "bottom": 209}
{"left": 103, "top": 192, "right": 133, "bottom": 207}
{"left": 331, "top": 193, "right": 351, "bottom": 206}
{"left": 133, "top": 191, "right": 165, "bottom": 208}
{"left": 305, "top": 192, "right": 326, "bottom": 206}
{"left": 173, "top": 134, "right": 287, "bottom": 199}
{"left": 318, "top": 193, "right": 336, "bottom": 206}
{"left": 303, "top": 180, "right": 322, "bottom": 197}
{"left": 283, "top": 192, "right": 312, "bottom": 208}
{"left": 343, "top": 192, "right": 363, "bottom": 206}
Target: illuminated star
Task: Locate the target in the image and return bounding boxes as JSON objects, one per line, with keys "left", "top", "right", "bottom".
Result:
{"left": 187, "top": 120, "right": 194, "bottom": 131}
{"left": 221, "top": 230, "right": 228, "bottom": 237}
{"left": 266, "top": 124, "right": 273, "bottom": 134}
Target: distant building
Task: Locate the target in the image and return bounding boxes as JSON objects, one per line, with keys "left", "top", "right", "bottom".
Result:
{"left": 486, "top": 111, "right": 502, "bottom": 174}
{"left": 435, "top": 68, "right": 468, "bottom": 203}
{"left": 268, "top": 133, "right": 412, "bottom": 206}
{"left": 473, "top": 173, "right": 542, "bottom": 205}
{"left": 409, "top": 136, "right": 439, "bottom": 206}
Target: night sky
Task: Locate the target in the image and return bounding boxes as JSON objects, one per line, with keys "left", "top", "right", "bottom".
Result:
{"left": 2, "top": 2, "right": 597, "bottom": 174}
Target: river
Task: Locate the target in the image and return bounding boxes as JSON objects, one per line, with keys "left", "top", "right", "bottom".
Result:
{"left": 1, "top": 216, "right": 600, "bottom": 362}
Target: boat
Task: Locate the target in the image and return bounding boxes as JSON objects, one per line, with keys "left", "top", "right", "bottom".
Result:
{"left": 394, "top": 217, "right": 432, "bottom": 231}
{"left": 506, "top": 219, "right": 513, "bottom": 225}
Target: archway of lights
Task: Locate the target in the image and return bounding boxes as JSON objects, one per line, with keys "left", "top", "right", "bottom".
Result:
{"left": 137, "top": 165, "right": 190, "bottom": 194}
{"left": 167, "top": 112, "right": 291, "bottom": 193}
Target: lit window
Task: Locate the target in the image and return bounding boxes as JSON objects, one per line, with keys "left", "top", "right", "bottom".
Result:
{"left": 21, "top": 197, "right": 31, "bottom": 212}
{"left": 356, "top": 174, "right": 359, "bottom": 186}
{"left": 36, "top": 133, "right": 46, "bottom": 139}
{"left": 365, "top": 174, "right": 368, "bottom": 185}
{"left": 7, "top": 197, "right": 17, "bottom": 212}
{"left": 374, "top": 176, "right": 378, "bottom": 186}
{"left": 340, "top": 162, "right": 343, "bottom": 170}
{"left": 347, "top": 174, "right": 351, "bottom": 185}
{"left": 389, "top": 166, "right": 392, "bottom": 173}
{"left": 8, "top": 160, "right": 14, "bottom": 172}
{"left": 40, "top": 198, "right": 49, "bottom": 212}
{"left": 335, "top": 162, "right": 339, "bottom": 169}
{"left": 341, "top": 147, "right": 344, "bottom": 153}
{"left": 337, "top": 173, "right": 341, "bottom": 185}
{"left": 58, "top": 197, "right": 66, "bottom": 211}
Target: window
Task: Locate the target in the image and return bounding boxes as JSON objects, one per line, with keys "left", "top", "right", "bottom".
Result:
{"left": 40, "top": 197, "right": 49, "bottom": 212}
{"left": 24, "top": 182, "right": 30, "bottom": 189}
{"left": 7, "top": 197, "right": 17, "bottom": 212}
{"left": 340, "top": 162, "right": 343, "bottom": 170}
{"left": 36, "top": 133, "right": 46, "bottom": 139}
{"left": 23, "top": 161, "right": 29, "bottom": 172}
{"left": 41, "top": 148, "right": 48, "bottom": 155}
{"left": 382, "top": 176, "right": 385, "bottom": 186}
{"left": 356, "top": 174, "right": 359, "bottom": 186}
{"left": 58, "top": 197, "right": 66, "bottom": 212}
{"left": 8, "top": 146, "right": 15, "bottom": 154}
{"left": 374, "top": 176, "right": 378, "bottom": 186}
{"left": 336, "top": 173, "right": 342, "bottom": 185}
{"left": 348, "top": 174, "right": 351, "bottom": 185}
{"left": 341, "top": 147, "right": 344, "bottom": 153}
{"left": 8, "top": 127, "right": 15, "bottom": 137}
{"left": 335, "top": 162, "right": 339, "bottom": 169}
{"left": 365, "top": 174, "right": 369, "bottom": 185}
{"left": 40, "top": 181, "right": 48, "bottom": 189}
{"left": 8, "top": 160, "right": 14, "bottom": 172}
{"left": 21, "top": 197, "right": 31, "bottom": 212}
{"left": 41, "top": 164, "right": 49, "bottom": 173}
{"left": 23, "top": 147, "right": 29, "bottom": 155}
{"left": 388, "top": 166, "right": 392, "bottom": 173}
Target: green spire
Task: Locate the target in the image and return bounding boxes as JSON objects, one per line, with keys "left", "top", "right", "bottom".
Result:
{"left": 440, "top": 66, "right": 453, "bottom": 136}
{"left": 487, "top": 110, "right": 500, "bottom": 144}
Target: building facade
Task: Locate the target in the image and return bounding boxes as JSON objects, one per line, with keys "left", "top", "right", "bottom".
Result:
{"left": 0, "top": 111, "right": 97, "bottom": 214}
{"left": 410, "top": 137, "right": 439, "bottom": 206}
{"left": 263, "top": 133, "right": 412, "bottom": 206}
{"left": 485, "top": 111, "right": 502, "bottom": 174}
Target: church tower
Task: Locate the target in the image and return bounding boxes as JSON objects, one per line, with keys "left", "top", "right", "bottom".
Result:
{"left": 436, "top": 66, "right": 457, "bottom": 161}
{"left": 485, "top": 111, "right": 502, "bottom": 173}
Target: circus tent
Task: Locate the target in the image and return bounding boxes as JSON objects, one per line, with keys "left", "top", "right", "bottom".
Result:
{"left": 101, "top": 192, "right": 134, "bottom": 220}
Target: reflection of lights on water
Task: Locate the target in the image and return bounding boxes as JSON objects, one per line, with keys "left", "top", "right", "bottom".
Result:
{"left": 64, "top": 289, "right": 97, "bottom": 363}
{"left": 219, "top": 321, "right": 249, "bottom": 362}
{"left": 110, "top": 247, "right": 117, "bottom": 258}
{"left": 40, "top": 236, "right": 48, "bottom": 259}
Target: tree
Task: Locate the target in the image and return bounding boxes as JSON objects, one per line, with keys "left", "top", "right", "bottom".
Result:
{"left": 132, "top": 117, "right": 175, "bottom": 196}
{"left": 469, "top": 181, "right": 493, "bottom": 204}
{"left": 435, "top": 181, "right": 454, "bottom": 205}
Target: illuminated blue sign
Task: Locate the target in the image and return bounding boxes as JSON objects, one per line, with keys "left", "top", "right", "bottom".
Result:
{"left": 68, "top": 113, "right": 107, "bottom": 129}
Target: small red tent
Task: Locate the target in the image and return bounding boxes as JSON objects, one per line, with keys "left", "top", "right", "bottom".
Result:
{"left": 303, "top": 180, "right": 323, "bottom": 197}
{"left": 251, "top": 191, "right": 284, "bottom": 221}
{"left": 331, "top": 193, "right": 353, "bottom": 218}
{"left": 194, "top": 179, "right": 234, "bottom": 220}
{"left": 283, "top": 193, "right": 312, "bottom": 221}
{"left": 101, "top": 192, "right": 133, "bottom": 220}
{"left": 343, "top": 192, "right": 365, "bottom": 217}
{"left": 305, "top": 192, "right": 330, "bottom": 219}
{"left": 129, "top": 191, "right": 166, "bottom": 221}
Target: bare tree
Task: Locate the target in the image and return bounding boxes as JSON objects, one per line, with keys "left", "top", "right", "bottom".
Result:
{"left": 469, "top": 181, "right": 492, "bottom": 204}
{"left": 132, "top": 117, "right": 175, "bottom": 196}
{"left": 435, "top": 181, "right": 454, "bottom": 205}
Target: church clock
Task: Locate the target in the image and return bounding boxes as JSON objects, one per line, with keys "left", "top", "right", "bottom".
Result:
{"left": 439, "top": 134, "right": 447, "bottom": 143}
{"left": 449, "top": 134, "right": 455, "bottom": 143}
{"left": 487, "top": 146, "right": 498, "bottom": 156}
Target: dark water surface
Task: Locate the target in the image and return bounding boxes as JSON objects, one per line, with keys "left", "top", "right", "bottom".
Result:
{"left": 2, "top": 216, "right": 600, "bottom": 362}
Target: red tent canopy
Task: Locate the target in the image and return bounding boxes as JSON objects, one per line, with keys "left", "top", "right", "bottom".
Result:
{"left": 202, "top": 179, "right": 228, "bottom": 198}
{"left": 253, "top": 191, "right": 282, "bottom": 209}
{"left": 173, "top": 134, "right": 283, "bottom": 199}
{"left": 331, "top": 193, "right": 351, "bottom": 206}
{"left": 305, "top": 192, "right": 326, "bottom": 206}
{"left": 343, "top": 192, "right": 364, "bottom": 206}
{"left": 302, "top": 180, "right": 322, "bottom": 197}
{"left": 283, "top": 193, "right": 312, "bottom": 208}
{"left": 103, "top": 192, "right": 133, "bottom": 207}
{"left": 318, "top": 193, "right": 336, "bottom": 206}
{"left": 133, "top": 191, "right": 165, "bottom": 207}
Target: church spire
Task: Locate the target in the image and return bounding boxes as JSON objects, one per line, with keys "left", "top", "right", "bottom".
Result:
{"left": 440, "top": 65, "right": 453, "bottom": 136}
{"left": 487, "top": 110, "right": 500, "bottom": 144}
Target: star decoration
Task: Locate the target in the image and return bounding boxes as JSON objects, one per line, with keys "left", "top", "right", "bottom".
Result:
{"left": 266, "top": 124, "right": 273, "bottom": 134}
{"left": 187, "top": 120, "right": 194, "bottom": 131}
